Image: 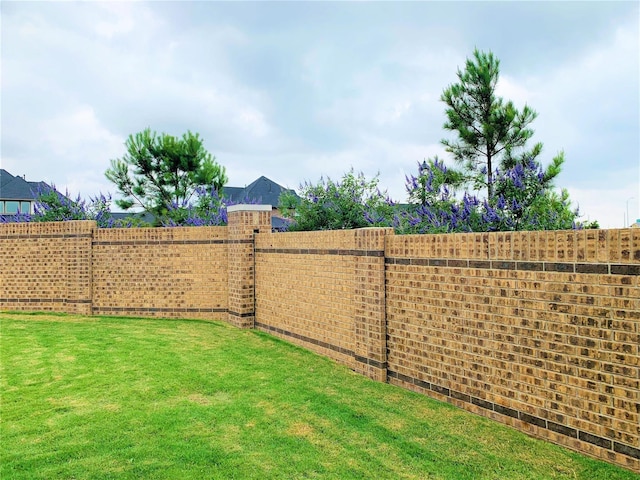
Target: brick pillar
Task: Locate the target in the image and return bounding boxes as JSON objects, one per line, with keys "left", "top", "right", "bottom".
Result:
{"left": 65, "top": 220, "right": 95, "bottom": 316}
{"left": 352, "top": 227, "right": 393, "bottom": 382}
{"left": 226, "top": 205, "right": 272, "bottom": 328}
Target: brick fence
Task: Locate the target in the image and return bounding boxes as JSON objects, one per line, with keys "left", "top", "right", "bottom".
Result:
{"left": 1, "top": 210, "right": 638, "bottom": 471}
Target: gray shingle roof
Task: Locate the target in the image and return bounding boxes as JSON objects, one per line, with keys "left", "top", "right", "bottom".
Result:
{"left": 0, "top": 169, "right": 44, "bottom": 200}
{"left": 222, "top": 176, "right": 297, "bottom": 207}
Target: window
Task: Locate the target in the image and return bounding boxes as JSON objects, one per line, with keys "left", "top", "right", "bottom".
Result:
{"left": 5, "top": 201, "right": 19, "bottom": 214}
{"left": 0, "top": 201, "right": 31, "bottom": 214}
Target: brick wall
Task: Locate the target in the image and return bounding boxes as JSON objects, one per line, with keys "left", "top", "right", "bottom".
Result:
{"left": 254, "top": 228, "right": 391, "bottom": 380}
{"left": 1, "top": 217, "right": 638, "bottom": 471}
{"left": 0, "top": 221, "right": 229, "bottom": 321}
{"left": 0, "top": 221, "right": 93, "bottom": 315}
{"left": 92, "top": 226, "right": 229, "bottom": 320}
{"left": 385, "top": 229, "right": 640, "bottom": 471}
{"left": 255, "top": 230, "right": 358, "bottom": 370}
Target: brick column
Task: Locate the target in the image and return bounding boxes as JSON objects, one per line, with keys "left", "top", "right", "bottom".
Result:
{"left": 65, "top": 220, "right": 95, "bottom": 316}
{"left": 226, "top": 205, "right": 272, "bottom": 328}
{"left": 352, "top": 227, "right": 393, "bottom": 382}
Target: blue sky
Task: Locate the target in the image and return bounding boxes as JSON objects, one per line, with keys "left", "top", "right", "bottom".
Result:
{"left": 2, "top": 1, "right": 639, "bottom": 227}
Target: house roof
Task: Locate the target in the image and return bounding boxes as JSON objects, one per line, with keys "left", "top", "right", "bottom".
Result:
{"left": 0, "top": 169, "right": 46, "bottom": 201}
{"left": 222, "top": 186, "right": 245, "bottom": 200}
{"left": 271, "top": 215, "right": 292, "bottom": 231}
{"left": 110, "top": 211, "right": 157, "bottom": 224}
{"left": 222, "top": 176, "right": 296, "bottom": 208}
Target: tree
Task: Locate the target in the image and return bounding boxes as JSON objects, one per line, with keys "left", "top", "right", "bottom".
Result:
{"left": 105, "top": 128, "right": 227, "bottom": 222}
{"left": 441, "top": 49, "right": 543, "bottom": 199}
{"left": 279, "top": 169, "right": 394, "bottom": 231}
{"left": 403, "top": 48, "right": 587, "bottom": 231}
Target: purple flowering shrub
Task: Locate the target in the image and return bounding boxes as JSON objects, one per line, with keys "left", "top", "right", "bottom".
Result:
{"left": 278, "top": 160, "right": 586, "bottom": 234}
{"left": 279, "top": 169, "right": 395, "bottom": 231}
{"left": 5, "top": 163, "right": 589, "bottom": 233}
{"left": 395, "top": 159, "right": 587, "bottom": 233}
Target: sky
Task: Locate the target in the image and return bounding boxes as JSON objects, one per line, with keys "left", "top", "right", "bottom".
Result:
{"left": 1, "top": 1, "right": 639, "bottom": 228}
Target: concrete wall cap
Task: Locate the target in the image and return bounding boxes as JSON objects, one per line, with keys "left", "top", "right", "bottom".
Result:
{"left": 227, "top": 204, "right": 272, "bottom": 213}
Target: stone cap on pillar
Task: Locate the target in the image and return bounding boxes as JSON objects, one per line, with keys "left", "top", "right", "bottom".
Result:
{"left": 227, "top": 204, "right": 272, "bottom": 212}
{"left": 227, "top": 204, "right": 273, "bottom": 235}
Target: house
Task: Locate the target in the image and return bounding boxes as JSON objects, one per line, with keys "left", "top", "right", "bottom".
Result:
{"left": 223, "top": 175, "right": 295, "bottom": 212}
{"left": 223, "top": 175, "right": 297, "bottom": 230}
{"left": 0, "top": 169, "right": 50, "bottom": 216}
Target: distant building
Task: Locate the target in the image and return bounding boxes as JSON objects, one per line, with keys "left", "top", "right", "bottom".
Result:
{"left": 223, "top": 176, "right": 297, "bottom": 231}
{"left": 223, "top": 175, "right": 295, "bottom": 212}
{"left": 0, "top": 169, "right": 52, "bottom": 216}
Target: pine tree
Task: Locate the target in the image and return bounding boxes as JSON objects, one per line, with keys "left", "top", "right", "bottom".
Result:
{"left": 105, "top": 129, "right": 227, "bottom": 222}
{"left": 403, "top": 49, "right": 588, "bottom": 232}
{"left": 441, "top": 49, "right": 540, "bottom": 199}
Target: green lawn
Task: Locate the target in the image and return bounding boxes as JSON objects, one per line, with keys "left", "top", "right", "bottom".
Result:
{"left": 0, "top": 312, "right": 636, "bottom": 480}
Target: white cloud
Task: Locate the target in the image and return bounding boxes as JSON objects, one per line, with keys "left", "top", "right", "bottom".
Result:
{"left": 234, "top": 109, "right": 270, "bottom": 138}
{"left": 1, "top": 1, "right": 637, "bottom": 229}
{"left": 31, "top": 105, "right": 125, "bottom": 200}
{"left": 499, "top": 15, "right": 638, "bottom": 168}
{"left": 93, "top": 3, "right": 136, "bottom": 39}
{"left": 39, "top": 105, "right": 123, "bottom": 160}
{"left": 372, "top": 100, "right": 413, "bottom": 126}
{"left": 567, "top": 179, "right": 640, "bottom": 229}
{"left": 496, "top": 76, "right": 536, "bottom": 108}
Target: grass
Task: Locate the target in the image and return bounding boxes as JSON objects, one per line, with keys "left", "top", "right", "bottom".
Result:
{"left": 0, "top": 312, "right": 636, "bottom": 480}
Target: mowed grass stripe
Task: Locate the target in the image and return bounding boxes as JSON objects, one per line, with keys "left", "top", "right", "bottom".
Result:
{"left": 0, "top": 313, "right": 635, "bottom": 480}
